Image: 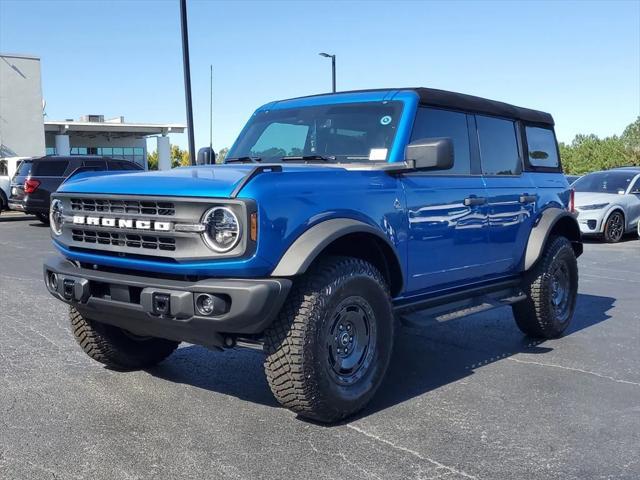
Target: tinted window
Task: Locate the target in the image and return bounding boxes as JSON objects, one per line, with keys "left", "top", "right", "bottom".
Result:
{"left": 0, "top": 160, "right": 7, "bottom": 176}
{"left": 33, "top": 160, "right": 68, "bottom": 176}
{"left": 526, "top": 126, "right": 559, "bottom": 168}
{"left": 109, "top": 160, "right": 143, "bottom": 171}
{"left": 573, "top": 171, "right": 636, "bottom": 194}
{"left": 410, "top": 107, "right": 471, "bottom": 174}
{"left": 476, "top": 116, "right": 520, "bottom": 175}
{"left": 82, "top": 160, "right": 107, "bottom": 169}
{"left": 15, "top": 160, "right": 33, "bottom": 177}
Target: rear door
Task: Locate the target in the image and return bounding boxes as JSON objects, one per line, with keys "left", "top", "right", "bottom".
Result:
{"left": 402, "top": 107, "right": 490, "bottom": 295}
{"left": 476, "top": 115, "right": 536, "bottom": 276}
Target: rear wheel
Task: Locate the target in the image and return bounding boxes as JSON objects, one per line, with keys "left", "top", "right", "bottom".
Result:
{"left": 264, "top": 256, "right": 394, "bottom": 423}
{"left": 35, "top": 212, "right": 50, "bottom": 225}
{"left": 603, "top": 211, "right": 624, "bottom": 243}
{"left": 513, "top": 236, "right": 578, "bottom": 339}
{"left": 70, "top": 307, "right": 179, "bottom": 370}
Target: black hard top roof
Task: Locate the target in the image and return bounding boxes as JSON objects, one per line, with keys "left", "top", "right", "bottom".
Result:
{"left": 412, "top": 88, "right": 554, "bottom": 126}
{"left": 291, "top": 87, "right": 555, "bottom": 126}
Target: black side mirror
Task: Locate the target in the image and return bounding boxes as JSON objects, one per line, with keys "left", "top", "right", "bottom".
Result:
{"left": 197, "top": 147, "right": 216, "bottom": 165}
{"left": 405, "top": 137, "right": 454, "bottom": 171}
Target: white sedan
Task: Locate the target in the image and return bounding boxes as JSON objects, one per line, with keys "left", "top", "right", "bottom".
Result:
{"left": 573, "top": 167, "right": 640, "bottom": 243}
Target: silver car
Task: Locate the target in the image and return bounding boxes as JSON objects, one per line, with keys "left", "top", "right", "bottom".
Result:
{"left": 573, "top": 167, "right": 640, "bottom": 242}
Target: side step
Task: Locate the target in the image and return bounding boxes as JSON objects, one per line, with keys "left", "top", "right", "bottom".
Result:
{"left": 396, "top": 281, "right": 527, "bottom": 328}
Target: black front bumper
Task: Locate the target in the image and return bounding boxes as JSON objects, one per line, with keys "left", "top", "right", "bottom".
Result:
{"left": 44, "top": 256, "right": 291, "bottom": 348}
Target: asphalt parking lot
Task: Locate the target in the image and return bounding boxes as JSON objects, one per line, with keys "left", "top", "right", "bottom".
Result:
{"left": 0, "top": 211, "right": 638, "bottom": 480}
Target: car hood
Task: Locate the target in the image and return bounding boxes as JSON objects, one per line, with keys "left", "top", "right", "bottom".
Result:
{"left": 57, "top": 164, "right": 340, "bottom": 198}
{"left": 574, "top": 191, "right": 622, "bottom": 207}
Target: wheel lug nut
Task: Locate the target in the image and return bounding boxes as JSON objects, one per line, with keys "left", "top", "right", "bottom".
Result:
{"left": 349, "top": 336, "right": 353, "bottom": 341}
{"left": 339, "top": 325, "right": 343, "bottom": 330}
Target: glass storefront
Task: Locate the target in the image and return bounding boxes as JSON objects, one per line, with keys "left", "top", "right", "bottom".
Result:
{"left": 45, "top": 147, "right": 145, "bottom": 167}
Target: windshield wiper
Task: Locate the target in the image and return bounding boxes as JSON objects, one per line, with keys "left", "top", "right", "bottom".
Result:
{"left": 280, "top": 155, "right": 335, "bottom": 163}
{"left": 225, "top": 156, "right": 262, "bottom": 163}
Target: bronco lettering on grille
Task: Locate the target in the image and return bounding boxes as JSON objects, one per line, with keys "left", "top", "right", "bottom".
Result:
{"left": 72, "top": 216, "right": 172, "bottom": 231}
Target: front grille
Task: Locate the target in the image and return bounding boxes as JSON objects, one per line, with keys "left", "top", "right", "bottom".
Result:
{"left": 72, "top": 229, "right": 176, "bottom": 251}
{"left": 70, "top": 198, "right": 175, "bottom": 216}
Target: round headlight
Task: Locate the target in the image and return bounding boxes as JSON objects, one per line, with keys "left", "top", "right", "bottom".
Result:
{"left": 50, "top": 199, "right": 64, "bottom": 236}
{"left": 202, "top": 206, "right": 241, "bottom": 252}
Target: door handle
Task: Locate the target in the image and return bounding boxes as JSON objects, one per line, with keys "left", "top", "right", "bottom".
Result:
{"left": 519, "top": 194, "right": 537, "bottom": 204}
{"left": 464, "top": 196, "right": 487, "bottom": 207}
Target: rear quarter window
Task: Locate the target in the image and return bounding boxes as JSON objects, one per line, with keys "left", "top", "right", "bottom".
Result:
{"left": 32, "top": 160, "right": 68, "bottom": 176}
{"left": 108, "top": 160, "right": 143, "bottom": 171}
{"left": 526, "top": 126, "right": 559, "bottom": 168}
{"left": 15, "top": 160, "right": 33, "bottom": 178}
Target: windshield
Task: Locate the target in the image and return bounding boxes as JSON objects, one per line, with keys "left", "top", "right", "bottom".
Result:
{"left": 227, "top": 102, "right": 403, "bottom": 163}
{"left": 573, "top": 171, "right": 635, "bottom": 194}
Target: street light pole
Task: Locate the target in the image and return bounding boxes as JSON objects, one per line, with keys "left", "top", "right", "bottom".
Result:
{"left": 180, "top": 0, "right": 196, "bottom": 165}
{"left": 319, "top": 52, "right": 336, "bottom": 93}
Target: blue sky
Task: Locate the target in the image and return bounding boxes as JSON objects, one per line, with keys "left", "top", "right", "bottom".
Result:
{"left": 1, "top": 0, "right": 638, "bottom": 152}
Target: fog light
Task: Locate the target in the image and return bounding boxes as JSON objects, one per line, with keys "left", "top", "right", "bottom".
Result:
{"left": 195, "top": 294, "right": 216, "bottom": 316}
{"left": 48, "top": 272, "right": 58, "bottom": 291}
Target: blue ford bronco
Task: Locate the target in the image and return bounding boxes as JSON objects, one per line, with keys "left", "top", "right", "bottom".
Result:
{"left": 44, "top": 88, "right": 582, "bottom": 422}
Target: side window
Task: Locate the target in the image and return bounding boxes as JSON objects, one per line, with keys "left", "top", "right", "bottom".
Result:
{"left": 0, "top": 160, "right": 7, "bottom": 177}
{"left": 82, "top": 160, "right": 107, "bottom": 170}
{"left": 109, "top": 160, "right": 143, "bottom": 171}
{"left": 526, "top": 126, "right": 559, "bottom": 168}
{"left": 33, "top": 161, "right": 68, "bottom": 176}
{"left": 476, "top": 115, "right": 520, "bottom": 175}
{"left": 410, "top": 107, "right": 471, "bottom": 174}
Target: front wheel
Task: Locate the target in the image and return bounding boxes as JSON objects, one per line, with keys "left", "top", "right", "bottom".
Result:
{"left": 513, "top": 236, "right": 578, "bottom": 339}
{"left": 70, "top": 307, "right": 179, "bottom": 370}
{"left": 603, "top": 211, "right": 624, "bottom": 243}
{"left": 264, "top": 256, "right": 395, "bottom": 423}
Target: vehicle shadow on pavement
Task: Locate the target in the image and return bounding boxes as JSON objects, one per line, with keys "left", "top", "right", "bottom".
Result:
{"left": 359, "top": 292, "right": 616, "bottom": 420}
{"left": 0, "top": 215, "right": 36, "bottom": 222}
{"left": 147, "top": 293, "right": 615, "bottom": 419}
{"left": 148, "top": 345, "right": 280, "bottom": 408}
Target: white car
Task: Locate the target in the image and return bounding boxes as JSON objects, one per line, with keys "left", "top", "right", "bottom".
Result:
{"left": 0, "top": 157, "right": 29, "bottom": 214}
{"left": 573, "top": 167, "right": 640, "bottom": 242}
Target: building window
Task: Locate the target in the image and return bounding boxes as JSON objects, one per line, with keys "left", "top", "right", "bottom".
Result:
{"left": 46, "top": 147, "right": 57, "bottom": 155}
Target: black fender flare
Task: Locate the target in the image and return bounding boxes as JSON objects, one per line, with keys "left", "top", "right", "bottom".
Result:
{"left": 524, "top": 208, "right": 582, "bottom": 270}
{"left": 271, "top": 218, "right": 403, "bottom": 282}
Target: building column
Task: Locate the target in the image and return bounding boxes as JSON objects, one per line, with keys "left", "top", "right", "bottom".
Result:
{"left": 157, "top": 135, "right": 171, "bottom": 170}
{"left": 55, "top": 134, "right": 70, "bottom": 156}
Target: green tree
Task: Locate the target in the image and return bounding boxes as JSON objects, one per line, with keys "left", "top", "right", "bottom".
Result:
{"left": 216, "top": 147, "right": 229, "bottom": 164}
{"left": 559, "top": 118, "right": 640, "bottom": 175}
{"left": 147, "top": 145, "right": 190, "bottom": 170}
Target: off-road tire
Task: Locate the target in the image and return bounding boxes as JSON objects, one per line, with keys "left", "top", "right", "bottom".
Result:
{"left": 70, "top": 307, "right": 179, "bottom": 370}
{"left": 513, "top": 236, "right": 578, "bottom": 339}
{"left": 36, "top": 212, "right": 50, "bottom": 225}
{"left": 603, "top": 210, "right": 624, "bottom": 243}
{"left": 264, "top": 256, "right": 394, "bottom": 423}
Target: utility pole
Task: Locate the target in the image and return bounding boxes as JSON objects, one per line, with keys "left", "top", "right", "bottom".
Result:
{"left": 180, "top": 0, "right": 196, "bottom": 165}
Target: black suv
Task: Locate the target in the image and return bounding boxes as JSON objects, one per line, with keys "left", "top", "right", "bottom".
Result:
{"left": 9, "top": 155, "right": 143, "bottom": 223}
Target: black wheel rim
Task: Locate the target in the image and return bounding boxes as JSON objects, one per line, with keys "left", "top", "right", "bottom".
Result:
{"left": 549, "top": 261, "right": 572, "bottom": 324}
{"left": 606, "top": 213, "right": 623, "bottom": 241}
{"left": 326, "top": 296, "right": 377, "bottom": 386}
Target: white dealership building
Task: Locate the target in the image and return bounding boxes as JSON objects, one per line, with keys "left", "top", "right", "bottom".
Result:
{"left": 0, "top": 53, "right": 184, "bottom": 170}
